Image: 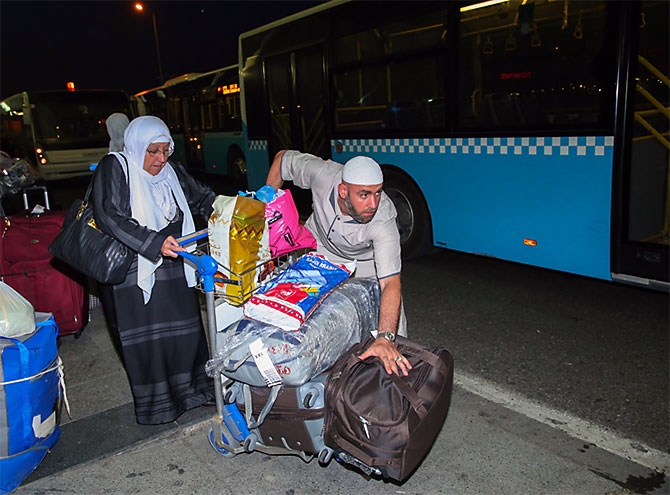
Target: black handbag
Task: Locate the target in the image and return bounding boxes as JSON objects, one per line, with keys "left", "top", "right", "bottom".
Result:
{"left": 48, "top": 155, "right": 133, "bottom": 284}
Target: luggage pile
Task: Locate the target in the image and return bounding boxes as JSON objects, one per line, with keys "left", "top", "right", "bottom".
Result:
{"left": 0, "top": 283, "right": 67, "bottom": 493}
{"left": 181, "top": 191, "right": 455, "bottom": 483}
{"left": 0, "top": 187, "right": 89, "bottom": 338}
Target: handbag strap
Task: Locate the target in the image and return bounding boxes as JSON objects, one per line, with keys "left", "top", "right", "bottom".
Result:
{"left": 396, "top": 336, "right": 451, "bottom": 377}
{"left": 109, "top": 152, "right": 129, "bottom": 181}
{"left": 389, "top": 371, "right": 428, "bottom": 419}
{"left": 84, "top": 153, "right": 129, "bottom": 203}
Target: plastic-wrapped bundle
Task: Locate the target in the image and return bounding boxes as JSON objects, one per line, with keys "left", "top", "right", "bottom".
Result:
{"left": 0, "top": 154, "right": 37, "bottom": 198}
{"left": 206, "top": 278, "right": 380, "bottom": 387}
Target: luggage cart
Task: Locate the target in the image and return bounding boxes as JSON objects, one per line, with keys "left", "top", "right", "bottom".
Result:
{"left": 175, "top": 230, "right": 326, "bottom": 461}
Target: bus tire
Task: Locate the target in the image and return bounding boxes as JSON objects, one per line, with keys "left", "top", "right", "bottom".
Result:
{"left": 382, "top": 167, "right": 432, "bottom": 260}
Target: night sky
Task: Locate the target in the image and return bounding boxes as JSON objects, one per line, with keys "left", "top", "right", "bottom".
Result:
{"left": 0, "top": 0, "right": 323, "bottom": 99}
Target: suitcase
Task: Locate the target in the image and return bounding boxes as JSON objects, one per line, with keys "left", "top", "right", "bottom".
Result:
{"left": 0, "top": 210, "right": 88, "bottom": 337}
{"left": 0, "top": 185, "right": 52, "bottom": 218}
{"left": 224, "top": 373, "right": 334, "bottom": 463}
{"left": 21, "top": 186, "right": 51, "bottom": 211}
{"left": 324, "top": 336, "right": 454, "bottom": 482}
{"left": 0, "top": 314, "right": 62, "bottom": 494}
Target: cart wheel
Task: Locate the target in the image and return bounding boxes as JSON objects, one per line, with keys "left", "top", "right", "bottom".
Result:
{"left": 208, "top": 427, "right": 235, "bottom": 458}
{"left": 244, "top": 432, "right": 258, "bottom": 453}
{"left": 318, "top": 448, "right": 333, "bottom": 465}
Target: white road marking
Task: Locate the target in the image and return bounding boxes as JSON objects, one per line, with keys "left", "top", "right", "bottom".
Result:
{"left": 455, "top": 370, "right": 670, "bottom": 473}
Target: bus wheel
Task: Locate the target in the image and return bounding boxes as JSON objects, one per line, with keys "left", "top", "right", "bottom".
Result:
{"left": 229, "top": 153, "right": 248, "bottom": 190}
{"left": 383, "top": 168, "right": 432, "bottom": 260}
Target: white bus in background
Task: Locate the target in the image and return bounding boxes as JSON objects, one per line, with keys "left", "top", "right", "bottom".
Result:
{"left": 0, "top": 89, "right": 133, "bottom": 180}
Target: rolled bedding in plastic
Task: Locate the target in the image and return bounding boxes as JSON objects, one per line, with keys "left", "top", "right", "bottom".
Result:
{"left": 206, "top": 278, "right": 380, "bottom": 387}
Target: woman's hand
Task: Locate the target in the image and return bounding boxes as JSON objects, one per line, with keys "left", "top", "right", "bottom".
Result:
{"left": 359, "top": 337, "right": 412, "bottom": 376}
{"left": 161, "top": 235, "right": 184, "bottom": 258}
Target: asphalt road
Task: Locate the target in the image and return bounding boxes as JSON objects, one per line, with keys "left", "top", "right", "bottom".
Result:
{"left": 402, "top": 247, "right": 669, "bottom": 455}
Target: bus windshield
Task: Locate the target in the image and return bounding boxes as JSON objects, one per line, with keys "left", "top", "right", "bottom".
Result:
{"left": 29, "top": 91, "right": 131, "bottom": 150}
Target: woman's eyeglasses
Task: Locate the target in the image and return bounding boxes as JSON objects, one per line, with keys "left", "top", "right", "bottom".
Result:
{"left": 146, "top": 148, "right": 171, "bottom": 158}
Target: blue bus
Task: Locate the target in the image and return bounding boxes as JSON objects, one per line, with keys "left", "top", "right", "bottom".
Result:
{"left": 238, "top": 0, "right": 669, "bottom": 289}
{"left": 135, "top": 65, "right": 247, "bottom": 187}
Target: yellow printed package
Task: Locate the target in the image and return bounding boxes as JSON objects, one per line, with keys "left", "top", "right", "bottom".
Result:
{"left": 208, "top": 195, "right": 270, "bottom": 305}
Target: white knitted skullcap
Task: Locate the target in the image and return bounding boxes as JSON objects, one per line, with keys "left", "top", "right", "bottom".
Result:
{"left": 342, "top": 156, "right": 383, "bottom": 185}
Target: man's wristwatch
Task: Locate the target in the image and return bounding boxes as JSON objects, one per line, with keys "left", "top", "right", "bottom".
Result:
{"left": 377, "top": 332, "right": 396, "bottom": 344}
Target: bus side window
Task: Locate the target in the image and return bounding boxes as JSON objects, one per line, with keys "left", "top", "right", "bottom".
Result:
{"left": 458, "top": 0, "right": 613, "bottom": 131}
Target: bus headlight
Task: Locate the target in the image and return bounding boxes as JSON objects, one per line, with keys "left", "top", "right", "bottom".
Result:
{"left": 35, "top": 145, "right": 48, "bottom": 165}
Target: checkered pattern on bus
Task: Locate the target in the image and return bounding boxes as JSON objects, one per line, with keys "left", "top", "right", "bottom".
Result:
{"left": 249, "top": 140, "right": 268, "bottom": 152}
{"left": 334, "top": 136, "right": 614, "bottom": 157}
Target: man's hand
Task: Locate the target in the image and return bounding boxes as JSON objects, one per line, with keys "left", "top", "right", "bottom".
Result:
{"left": 359, "top": 337, "right": 412, "bottom": 376}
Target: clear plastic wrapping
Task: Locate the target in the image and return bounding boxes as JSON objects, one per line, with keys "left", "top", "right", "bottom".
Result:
{"left": 206, "top": 278, "right": 380, "bottom": 387}
{"left": 0, "top": 156, "right": 37, "bottom": 198}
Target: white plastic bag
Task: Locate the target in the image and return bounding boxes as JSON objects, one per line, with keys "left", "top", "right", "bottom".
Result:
{"left": 0, "top": 281, "right": 35, "bottom": 337}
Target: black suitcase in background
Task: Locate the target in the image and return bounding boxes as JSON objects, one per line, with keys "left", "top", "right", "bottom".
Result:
{"left": 21, "top": 186, "right": 51, "bottom": 211}
{"left": 1, "top": 185, "right": 51, "bottom": 217}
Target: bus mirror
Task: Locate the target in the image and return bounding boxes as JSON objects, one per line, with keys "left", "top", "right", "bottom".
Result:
{"left": 21, "top": 93, "right": 32, "bottom": 125}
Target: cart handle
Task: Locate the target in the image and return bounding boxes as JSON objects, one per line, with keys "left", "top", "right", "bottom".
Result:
{"left": 176, "top": 250, "right": 218, "bottom": 293}
{"left": 176, "top": 228, "right": 208, "bottom": 246}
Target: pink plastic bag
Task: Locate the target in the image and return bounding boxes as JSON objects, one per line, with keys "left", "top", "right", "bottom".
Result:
{"left": 265, "top": 189, "right": 316, "bottom": 257}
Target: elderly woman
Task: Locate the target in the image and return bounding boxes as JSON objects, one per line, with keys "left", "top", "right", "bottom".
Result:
{"left": 92, "top": 116, "right": 215, "bottom": 425}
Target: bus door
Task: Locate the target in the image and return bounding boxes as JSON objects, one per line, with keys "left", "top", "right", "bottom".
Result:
{"left": 264, "top": 45, "right": 328, "bottom": 217}
{"left": 265, "top": 45, "right": 329, "bottom": 159}
{"left": 613, "top": 0, "right": 669, "bottom": 287}
{"left": 181, "top": 94, "right": 204, "bottom": 171}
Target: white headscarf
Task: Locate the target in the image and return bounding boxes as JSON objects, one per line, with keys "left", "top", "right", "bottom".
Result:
{"left": 106, "top": 113, "right": 129, "bottom": 152}
{"left": 122, "top": 116, "right": 196, "bottom": 303}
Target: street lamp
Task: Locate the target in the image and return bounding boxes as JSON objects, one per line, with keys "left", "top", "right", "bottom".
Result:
{"left": 134, "top": 2, "right": 164, "bottom": 84}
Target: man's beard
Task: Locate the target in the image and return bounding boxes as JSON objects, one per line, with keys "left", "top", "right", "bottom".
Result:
{"left": 344, "top": 194, "right": 376, "bottom": 224}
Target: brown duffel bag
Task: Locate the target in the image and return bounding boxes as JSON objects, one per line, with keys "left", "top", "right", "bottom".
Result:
{"left": 324, "top": 335, "right": 454, "bottom": 482}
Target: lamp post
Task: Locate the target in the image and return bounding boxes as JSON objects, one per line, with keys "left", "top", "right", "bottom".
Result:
{"left": 134, "top": 2, "right": 164, "bottom": 84}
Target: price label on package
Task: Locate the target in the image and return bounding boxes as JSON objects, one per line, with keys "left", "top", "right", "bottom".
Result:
{"left": 249, "top": 338, "right": 282, "bottom": 387}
